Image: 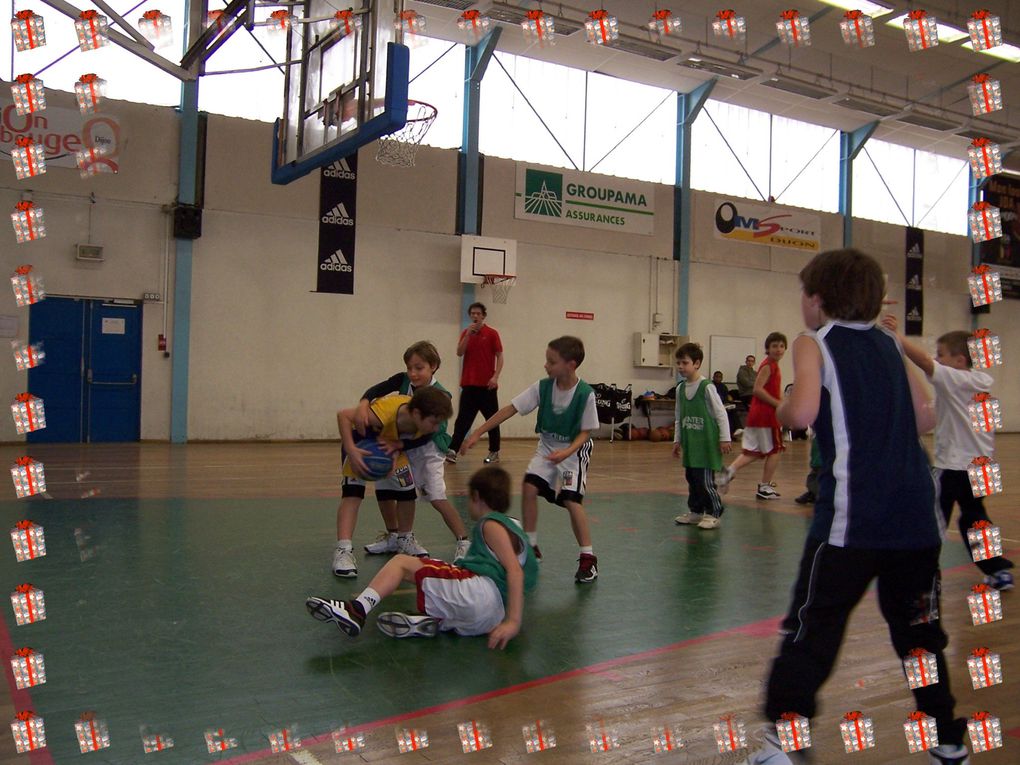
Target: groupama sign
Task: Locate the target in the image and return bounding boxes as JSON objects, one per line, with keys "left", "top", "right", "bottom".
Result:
{"left": 515, "top": 164, "right": 655, "bottom": 235}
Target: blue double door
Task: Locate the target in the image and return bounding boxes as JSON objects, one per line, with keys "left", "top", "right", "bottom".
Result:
{"left": 27, "top": 297, "right": 142, "bottom": 443}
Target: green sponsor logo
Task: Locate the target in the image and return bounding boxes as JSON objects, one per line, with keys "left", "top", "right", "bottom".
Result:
{"left": 524, "top": 169, "right": 563, "bottom": 217}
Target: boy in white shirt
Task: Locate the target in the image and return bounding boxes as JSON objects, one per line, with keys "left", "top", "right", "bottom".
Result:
{"left": 463, "top": 336, "right": 600, "bottom": 584}
{"left": 882, "top": 319, "right": 1014, "bottom": 591}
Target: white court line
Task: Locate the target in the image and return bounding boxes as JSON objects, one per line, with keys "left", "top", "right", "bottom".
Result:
{"left": 289, "top": 750, "right": 322, "bottom": 765}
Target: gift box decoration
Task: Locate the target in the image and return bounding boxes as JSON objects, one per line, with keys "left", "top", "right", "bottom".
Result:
{"left": 904, "top": 711, "right": 938, "bottom": 753}
{"left": 967, "top": 521, "right": 1003, "bottom": 562}
{"left": 396, "top": 727, "right": 428, "bottom": 752}
{"left": 968, "top": 138, "right": 1003, "bottom": 181}
{"left": 904, "top": 9, "right": 938, "bottom": 51}
{"left": 523, "top": 720, "right": 556, "bottom": 753}
{"left": 968, "top": 647, "right": 1003, "bottom": 689}
{"left": 458, "top": 720, "right": 493, "bottom": 753}
{"left": 11, "top": 647, "right": 45, "bottom": 689}
{"left": 651, "top": 725, "right": 683, "bottom": 753}
{"left": 714, "top": 715, "right": 747, "bottom": 752}
{"left": 76, "top": 713, "right": 110, "bottom": 753}
{"left": 11, "top": 74, "right": 45, "bottom": 116}
{"left": 204, "top": 729, "right": 238, "bottom": 753}
{"left": 141, "top": 733, "right": 174, "bottom": 752}
{"left": 969, "top": 266, "right": 1003, "bottom": 308}
{"left": 11, "top": 520, "right": 46, "bottom": 562}
{"left": 969, "top": 74, "right": 1002, "bottom": 115}
{"left": 332, "top": 8, "right": 361, "bottom": 36}
{"left": 713, "top": 9, "right": 745, "bottom": 41}
{"left": 11, "top": 201, "right": 46, "bottom": 243}
{"left": 777, "top": 10, "right": 810, "bottom": 47}
{"left": 11, "top": 265, "right": 44, "bottom": 306}
{"left": 904, "top": 648, "right": 939, "bottom": 689}
{"left": 268, "top": 727, "right": 300, "bottom": 753}
{"left": 75, "top": 10, "right": 109, "bottom": 50}
{"left": 968, "top": 583, "right": 1003, "bottom": 625}
{"left": 332, "top": 728, "right": 365, "bottom": 753}
{"left": 12, "top": 393, "right": 46, "bottom": 435}
{"left": 649, "top": 9, "right": 682, "bottom": 38}
{"left": 968, "top": 456, "right": 1002, "bottom": 498}
{"left": 138, "top": 11, "right": 173, "bottom": 49}
{"left": 13, "top": 341, "right": 45, "bottom": 371}
{"left": 457, "top": 10, "right": 490, "bottom": 39}
{"left": 76, "top": 145, "right": 115, "bottom": 178}
{"left": 840, "top": 10, "right": 875, "bottom": 47}
{"left": 12, "top": 137, "right": 46, "bottom": 180}
{"left": 776, "top": 713, "right": 811, "bottom": 752}
{"left": 585, "top": 10, "right": 619, "bottom": 46}
{"left": 968, "top": 10, "right": 1002, "bottom": 51}
{"left": 11, "top": 584, "right": 45, "bottom": 625}
{"left": 967, "top": 711, "right": 1002, "bottom": 752}
{"left": 76, "top": 73, "right": 106, "bottom": 113}
{"left": 206, "top": 9, "right": 224, "bottom": 30}
{"left": 586, "top": 720, "right": 619, "bottom": 752}
{"left": 522, "top": 10, "right": 554, "bottom": 45}
{"left": 969, "top": 201, "right": 1002, "bottom": 243}
{"left": 396, "top": 9, "right": 425, "bottom": 39}
{"left": 968, "top": 329, "right": 1002, "bottom": 369}
{"left": 11, "top": 711, "right": 46, "bottom": 753}
{"left": 267, "top": 10, "right": 293, "bottom": 33}
{"left": 11, "top": 456, "right": 46, "bottom": 498}
{"left": 12, "top": 11, "right": 46, "bottom": 51}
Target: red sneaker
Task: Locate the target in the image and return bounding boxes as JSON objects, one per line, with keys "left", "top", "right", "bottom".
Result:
{"left": 575, "top": 553, "right": 598, "bottom": 583}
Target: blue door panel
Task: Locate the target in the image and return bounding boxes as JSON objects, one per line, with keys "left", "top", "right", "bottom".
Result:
{"left": 86, "top": 303, "right": 142, "bottom": 442}
{"left": 27, "top": 298, "right": 85, "bottom": 443}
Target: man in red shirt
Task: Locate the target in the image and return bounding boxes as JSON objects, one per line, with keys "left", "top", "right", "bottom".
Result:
{"left": 447, "top": 302, "right": 504, "bottom": 464}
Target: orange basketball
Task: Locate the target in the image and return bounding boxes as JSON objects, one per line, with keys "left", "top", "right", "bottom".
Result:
{"left": 648, "top": 427, "right": 663, "bottom": 442}
{"left": 633, "top": 427, "right": 648, "bottom": 440}
{"left": 658, "top": 427, "right": 673, "bottom": 441}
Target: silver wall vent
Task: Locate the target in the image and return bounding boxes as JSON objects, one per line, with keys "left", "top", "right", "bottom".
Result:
{"left": 761, "top": 75, "right": 837, "bottom": 100}
{"left": 896, "top": 111, "right": 960, "bottom": 132}
{"left": 680, "top": 55, "right": 762, "bottom": 81}
{"left": 488, "top": 4, "right": 583, "bottom": 35}
{"left": 412, "top": 0, "right": 476, "bottom": 9}
{"left": 612, "top": 35, "right": 680, "bottom": 62}
{"left": 830, "top": 95, "right": 901, "bottom": 117}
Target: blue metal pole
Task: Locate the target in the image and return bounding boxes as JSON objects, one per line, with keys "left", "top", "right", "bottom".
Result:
{"left": 838, "top": 122, "right": 878, "bottom": 248}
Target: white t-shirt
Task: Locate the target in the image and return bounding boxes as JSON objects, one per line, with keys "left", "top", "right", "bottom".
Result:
{"left": 930, "top": 362, "right": 995, "bottom": 470}
{"left": 511, "top": 380, "right": 600, "bottom": 441}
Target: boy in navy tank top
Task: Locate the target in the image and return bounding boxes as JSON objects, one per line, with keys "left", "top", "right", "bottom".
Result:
{"left": 746, "top": 250, "right": 970, "bottom": 765}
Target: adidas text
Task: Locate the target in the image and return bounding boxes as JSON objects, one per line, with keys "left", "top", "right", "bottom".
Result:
{"left": 320, "top": 261, "right": 352, "bottom": 272}
{"left": 324, "top": 167, "right": 356, "bottom": 180}
{"left": 322, "top": 213, "right": 355, "bottom": 225}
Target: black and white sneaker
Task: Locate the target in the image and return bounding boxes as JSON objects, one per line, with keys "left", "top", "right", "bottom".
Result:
{"left": 928, "top": 744, "right": 971, "bottom": 764}
{"left": 376, "top": 612, "right": 440, "bottom": 638}
{"left": 306, "top": 597, "right": 364, "bottom": 637}
{"left": 984, "top": 570, "right": 1014, "bottom": 591}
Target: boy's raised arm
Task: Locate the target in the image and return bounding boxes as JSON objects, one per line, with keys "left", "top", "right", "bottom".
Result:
{"left": 483, "top": 521, "right": 524, "bottom": 650}
{"left": 880, "top": 314, "right": 934, "bottom": 377}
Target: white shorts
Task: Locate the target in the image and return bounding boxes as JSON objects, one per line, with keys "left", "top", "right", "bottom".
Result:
{"left": 407, "top": 441, "right": 447, "bottom": 502}
{"left": 524, "top": 436, "right": 592, "bottom": 504}
{"left": 414, "top": 559, "right": 503, "bottom": 636}
{"left": 740, "top": 426, "right": 784, "bottom": 457}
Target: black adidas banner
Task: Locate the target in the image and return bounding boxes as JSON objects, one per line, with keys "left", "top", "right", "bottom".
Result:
{"left": 905, "top": 227, "right": 924, "bottom": 336}
{"left": 317, "top": 154, "right": 358, "bottom": 294}
{"left": 979, "top": 176, "right": 1020, "bottom": 299}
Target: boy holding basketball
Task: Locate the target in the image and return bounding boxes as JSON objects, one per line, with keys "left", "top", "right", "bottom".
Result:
{"left": 462, "top": 336, "right": 600, "bottom": 584}
{"left": 354, "top": 341, "right": 471, "bottom": 562}
{"left": 307, "top": 466, "right": 538, "bottom": 649}
{"left": 332, "top": 386, "right": 452, "bottom": 578}
{"left": 879, "top": 319, "right": 1014, "bottom": 591}
{"left": 718, "top": 332, "right": 787, "bottom": 500}
{"left": 744, "top": 249, "right": 969, "bottom": 765}
{"left": 671, "top": 343, "right": 732, "bottom": 529}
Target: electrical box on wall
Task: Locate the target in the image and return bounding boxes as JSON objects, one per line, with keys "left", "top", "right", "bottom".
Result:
{"left": 75, "top": 243, "right": 104, "bottom": 262}
{"left": 633, "top": 333, "right": 685, "bottom": 368}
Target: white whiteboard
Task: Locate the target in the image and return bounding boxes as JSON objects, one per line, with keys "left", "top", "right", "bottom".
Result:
{"left": 709, "top": 335, "right": 757, "bottom": 384}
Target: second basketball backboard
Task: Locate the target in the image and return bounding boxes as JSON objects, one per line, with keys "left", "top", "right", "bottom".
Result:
{"left": 272, "top": 0, "right": 409, "bottom": 184}
{"left": 460, "top": 235, "right": 518, "bottom": 283}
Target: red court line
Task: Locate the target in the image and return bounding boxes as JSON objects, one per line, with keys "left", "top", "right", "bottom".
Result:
{"left": 217, "top": 551, "right": 1013, "bottom": 764}
{"left": 0, "top": 609, "right": 55, "bottom": 764}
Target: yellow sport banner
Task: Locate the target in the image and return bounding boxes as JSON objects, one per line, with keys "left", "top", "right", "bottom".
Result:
{"left": 712, "top": 199, "right": 821, "bottom": 251}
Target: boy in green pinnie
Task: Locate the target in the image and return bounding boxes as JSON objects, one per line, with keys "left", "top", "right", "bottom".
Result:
{"left": 672, "top": 343, "right": 733, "bottom": 529}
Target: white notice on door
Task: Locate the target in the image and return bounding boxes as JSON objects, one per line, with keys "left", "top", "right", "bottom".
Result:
{"left": 101, "top": 317, "right": 126, "bottom": 335}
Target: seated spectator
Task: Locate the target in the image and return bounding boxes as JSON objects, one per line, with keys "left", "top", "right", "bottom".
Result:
{"left": 712, "top": 371, "right": 742, "bottom": 437}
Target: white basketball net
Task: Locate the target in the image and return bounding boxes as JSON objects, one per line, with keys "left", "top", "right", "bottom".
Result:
{"left": 481, "top": 274, "right": 516, "bottom": 304}
{"left": 375, "top": 101, "right": 438, "bottom": 167}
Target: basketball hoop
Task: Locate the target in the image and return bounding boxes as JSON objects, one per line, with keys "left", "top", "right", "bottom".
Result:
{"left": 375, "top": 100, "right": 438, "bottom": 167}
{"left": 480, "top": 274, "right": 516, "bottom": 304}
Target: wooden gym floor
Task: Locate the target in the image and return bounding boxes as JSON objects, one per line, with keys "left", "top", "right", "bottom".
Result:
{"left": 0, "top": 437, "right": 1015, "bottom": 764}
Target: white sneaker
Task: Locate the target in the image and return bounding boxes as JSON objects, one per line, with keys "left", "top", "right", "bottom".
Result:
{"left": 377, "top": 612, "right": 440, "bottom": 638}
{"left": 698, "top": 515, "right": 721, "bottom": 529}
{"left": 928, "top": 744, "right": 970, "bottom": 764}
{"left": 674, "top": 512, "right": 704, "bottom": 525}
{"left": 756, "top": 483, "right": 781, "bottom": 500}
{"left": 445, "top": 449, "right": 458, "bottom": 464}
{"left": 332, "top": 545, "right": 357, "bottom": 578}
{"left": 364, "top": 531, "right": 399, "bottom": 554}
{"left": 741, "top": 727, "right": 812, "bottom": 764}
{"left": 484, "top": 451, "right": 500, "bottom": 464}
{"left": 454, "top": 538, "right": 471, "bottom": 561}
{"left": 396, "top": 533, "right": 429, "bottom": 557}
{"left": 715, "top": 467, "right": 735, "bottom": 495}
